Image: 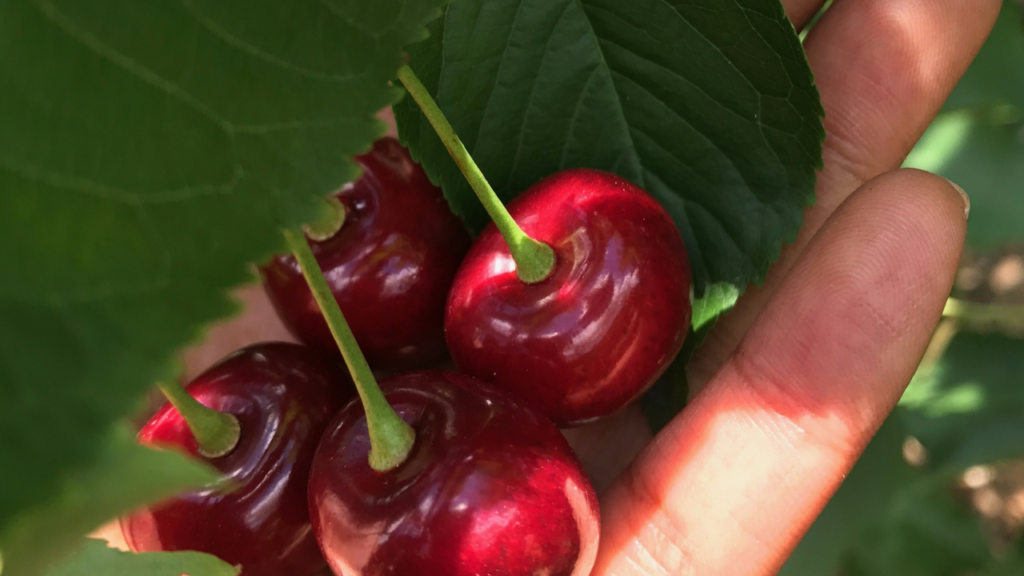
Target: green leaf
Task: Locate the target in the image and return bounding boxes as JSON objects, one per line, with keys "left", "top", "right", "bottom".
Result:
{"left": 0, "top": 427, "right": 219, "bottom": 576}
{"left": 899, "top": 332, "right": 1024, "bottom": 472}
{"left": 779, "top": 413, "right": 919, "bottom": 576}
{"left": 690, "top": 282, "right": 740, "bottom": 330}
{"left": 41, "top": 539, "right": 236, "bottom": 576}
{"left": 0, "top": 0, "right": 446, "bottom": 534}
{"left": 844, "top": 477, "right": 991, "bottom": 576}
{"left": 903, "top": 110, "right": 1024, "bottom": 248}
{"left": 944, "top": 0, "right": 1024, "bottom": 111}
{"left": 394, "top": 0, "right": 824, "bottom": 294}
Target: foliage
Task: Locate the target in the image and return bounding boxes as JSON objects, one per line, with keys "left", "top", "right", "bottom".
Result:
{"left": 843, "top": 476, "right": 992, "bottom": 576}
{"left": 1, "top": 429, "right": 219, "bottom": 576}
{"left": 901, "top": 332, "right": 1024, "bottom": 473}
{"left": 905, "top": 110, "right": 1024, "bottom": 250}
{"left": 41, "top": 539, "right": 237, "bottom": 576}
{"left": 393, "top": 0, "right": 824, "bottom": 295}
{"left": 0, "top": 0, "right": 445, "bottom": 573}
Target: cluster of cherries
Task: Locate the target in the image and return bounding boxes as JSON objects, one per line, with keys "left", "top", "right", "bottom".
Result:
{"left": 120, "top": 137, "right": 692, "bottom": 576}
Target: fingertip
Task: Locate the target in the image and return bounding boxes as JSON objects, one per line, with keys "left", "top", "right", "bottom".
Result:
{"left": 942, "top": 175, "right": 970, "bottom": 221}
{"left": 593, "top": 171, "right": 972, "bottom": 576}
{"left": 855, "top": 168, "right": 968, "bottom": 243}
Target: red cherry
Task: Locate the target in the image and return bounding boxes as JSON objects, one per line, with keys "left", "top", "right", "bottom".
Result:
{"left": 262, "top": 137, "right": 470, "bottom": 372}
{"left": 445, "top": 168, "right": 692, "bottom": 426}
{"left": 309, "top": 370, "right": 600, "bottom": 576}
{"left": 121, "top": 343, "right": 355, "bottom": 576}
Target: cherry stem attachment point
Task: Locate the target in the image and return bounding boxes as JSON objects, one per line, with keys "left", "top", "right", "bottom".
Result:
{"left": 304, "top": 196, "right": 347, "bottom": 242}
{"left": 396, "top": 65, "right": 555, "bottom": 284}
{"left": 283, "top": 228, "right": 415, "bottom": 472}
{"left": 158, "top": 381, "right": 240, "bottom": 459}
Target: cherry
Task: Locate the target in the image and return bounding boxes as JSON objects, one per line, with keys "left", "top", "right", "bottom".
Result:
{"left": 308, "top": 370, "right": 600, "bottom": 576}
{"left": 262, "top": 137, "right": 470, "bottom": 372}
{"left": 279, "top": 150, "right": 599, "bottom": 576}
{"left": 121, "top": 342, "right": 355, "bottom": 576}
{"left": 445, "top": 169, "right": 692, "bottom": 425}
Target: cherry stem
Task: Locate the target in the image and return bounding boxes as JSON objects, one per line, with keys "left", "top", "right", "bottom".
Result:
{"left": 157, "top": 381, "right": 240, "bottom": 459}
{"left": 283, "top": 228, "right": 415, "bottom": 472}
{"left": 396, "top": 65, "right": 555, "bottom": 284}
{"left": 943, "top": 297, "right": 1024, "bottom": 333}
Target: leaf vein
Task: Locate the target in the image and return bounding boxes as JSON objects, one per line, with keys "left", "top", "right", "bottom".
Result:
{"left": 504, "top": 0, "right": 574, "bottom": 193}
{"left": 32, "top": 0, "right": 233, "bottom": 133}
{"left": 572, "top": 0, "right": 643, "bottom": 184}
{"left": 180, "top": 0, "right": 362, "bottom": 83}
{"left": 610, "top": 69, "right": 762, "bottom": 198}
{"left": 471, "top": 0, "right": 529, "bottom": 152}
{"left": 558, "top": 64, "right": 601, "bottom": 170}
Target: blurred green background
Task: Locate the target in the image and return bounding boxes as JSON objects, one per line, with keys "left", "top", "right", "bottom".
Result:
{"left": 782, "top": 1, "right": 1024, "bottom": 574}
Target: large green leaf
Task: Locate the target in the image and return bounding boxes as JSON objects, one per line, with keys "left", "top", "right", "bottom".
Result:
{"left": 0, "top": 428, "right": 219, "bottom": 576}
{"left": 0, "top": 0, "right": 446, "bottom": 533}
{"left": 779, "top": 414, "right": 919, "bottom": 576}
{"left": 41, "top": 539, "right": 236, "bottom": 576}
{"left": 844, "top": 477, "right": 991, "bottom": 576}
{"left": 903, "top": 110, "right": 1024, "bottom": 248}
{"left": 899, "top": 332, "right": 1024, "bottom": 472}
{"left": 944, "top": 0, "right": 1024, "bottom": 112}
{"left": 394, "top": 0, "right": 824, "bottom": 294}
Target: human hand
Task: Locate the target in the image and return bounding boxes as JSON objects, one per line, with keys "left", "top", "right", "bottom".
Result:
{"left": 147, "top": 1, "right": 997, "bottom": 573}
{"left": 569, "top": 0, "right": 998, "bottom": 574}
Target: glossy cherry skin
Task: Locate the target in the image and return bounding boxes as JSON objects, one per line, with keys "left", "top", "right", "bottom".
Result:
{"left": 445, "top": 168, "right": 692, "bottom": 426}
{"left": 309, "top": 370, "right": 600, "bottom": 576}
{"left": 121, "top": 343, "right": 355, "bottom": 576}
{"left": 262, "top": 137, "right": 471, "bottom": 372}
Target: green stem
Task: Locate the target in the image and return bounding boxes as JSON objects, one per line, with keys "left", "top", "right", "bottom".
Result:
{"left": 921, "top": 317, "right": 959, "bottom": 367}
{"left": 283, "top": 228, "right": 414, "bottom": 471}
{"left": 943, "top": 297, "right": 1024, "bottom": 335}
{"left": 158, "top": 381, "right": 240, "bottom": 459}
{"left": 396, "top": 64, "right": 555, "bottom": 284}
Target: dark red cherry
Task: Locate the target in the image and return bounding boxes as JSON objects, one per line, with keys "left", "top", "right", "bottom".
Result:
{"left": 445, "top": 168, "right": 692, "bottom": 426}
{"left": 262, "top": 137, "right": 471, "bottom": 372}
{"left": 121, "top": 343, "right": 355, "bottom": 576}
{"left": 309, "top": 370, "right": 600, "bottom": 576}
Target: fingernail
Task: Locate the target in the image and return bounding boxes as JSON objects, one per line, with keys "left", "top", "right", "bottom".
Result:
{"left": 946, "top": 178, "right": 970, "bottom": 220}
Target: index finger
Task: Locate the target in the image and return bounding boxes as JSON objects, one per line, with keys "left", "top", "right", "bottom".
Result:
{"left": 593, "top": 169, "right": 967, "bottom": 575}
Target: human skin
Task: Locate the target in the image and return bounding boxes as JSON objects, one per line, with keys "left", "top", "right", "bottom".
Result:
{"left": 580, "top": 1, "right": 998, "bottom": 573}
{"left": 105, "top": 2, "right": 999, "bottom": 573}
